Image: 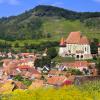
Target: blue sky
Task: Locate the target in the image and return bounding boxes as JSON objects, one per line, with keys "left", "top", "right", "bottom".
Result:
{"left": 0, "top": 0, "right": 100, "bottom": 17}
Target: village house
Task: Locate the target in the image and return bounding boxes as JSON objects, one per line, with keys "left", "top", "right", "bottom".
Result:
{"left": 29, "top": 79, "right": 44, "bottom": 89}
{"left": 60, "top": 61, "right": 89, "bottom": 71}
{"left": 16, "top": 64, "right": 41, "bottom": 79}
{"left": 46, "top": 76, "right": 72, "bottom": 86}
{"left": 98, "top": 43, "right": 100, "bottom": 56}
{"left": 48, "top": 70, "right": 66, "bottom": 77}
{"left": 0, "top": 57, "right": 41, "bottom": 80}
{"left": 59, "top": 31, "right": 92, "bottom": 60}
{"left": 46, "top": 76, "right": 66, "bottom": 86}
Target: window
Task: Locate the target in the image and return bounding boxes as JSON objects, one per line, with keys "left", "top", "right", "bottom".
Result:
{"left": 85, "top": 47, "right": 87, "bottom": 51}
{"left": 77, "top": 55, "right": 79, "bottom": 58}
{"left": 81, "top": 55, "right": 83, "bottom": 58}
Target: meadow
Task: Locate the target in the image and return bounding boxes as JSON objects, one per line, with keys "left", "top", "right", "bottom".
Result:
{"left": 1, "top": 81, "right": 100, "bottom": 100}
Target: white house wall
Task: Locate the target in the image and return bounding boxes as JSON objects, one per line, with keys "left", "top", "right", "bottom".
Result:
{"left": 59, "top": 43, "right": 92, "bottom": 60}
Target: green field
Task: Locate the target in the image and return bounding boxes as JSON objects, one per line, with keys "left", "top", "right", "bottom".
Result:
{"left": 42, "top": 19, "right": 100, "bottom": 41}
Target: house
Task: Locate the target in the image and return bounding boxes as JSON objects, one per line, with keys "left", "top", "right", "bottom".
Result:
{"left": 98, "top": 43, "right": 100, "bottom": 56}
{"left": 48, "top": 70, "right": 66, "bottom": 77}
{"left": 62, "top": 61, "right": 89, "bottom": 71}
{"left": 42, "top": 66, "right": 50, "bottom": 73}
{"left": 7, "top": 52, "right": 12, "bottom": 59}
{"left": 48, "top": 70, "right": 61, "bottom": 77}
{"left": 29, "top": 68, "right": 41, "bottom": 79}
{"left": 28, "top": 79, "right": 44, "bottom": 89}
{"left": 18, "top": 58, "right": 35, "bottom": 67}
{"left": 59, "top": 31, "right": 92, "bottom": 60}
{"left": 17, "top": 66, "right": 41, "bottom": 79}
{"left": 16, "top": 65, "right": 31, "bottom": 71}
{"left": 46, "top": 76, "right": 67, "bottom": 86}
{"left": 2, "top": 60, "right": 19, "bottom": 75}
{"left": 0, "top": 68, "right": 3, "bottom": 79}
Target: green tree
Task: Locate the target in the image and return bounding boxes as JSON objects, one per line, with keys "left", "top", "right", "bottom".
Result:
{"left": 14, "top": 43, "right": 19, "bottom": 48}
{"left": 96, "top": 58, "right": 100, "bottom": 74}
{"left": 47, "top": 47, "right": 57, "bottom": 59}
{"left": 42, "top": 56, "right": 51, "bottom": 67}
{"left": 22, "top": 78, "right": 32, "bottom": 86}
{"left": 90, "top": 38, "right": 98, "bottom": 54}
{"left": 13, "top": 75, "right": 23, "bottom": 81}
{"left": 34, "top": 59, "right": 42, "bottom": 68}
{"left": 34, "top": 56, "right": 51, "bottom": 68}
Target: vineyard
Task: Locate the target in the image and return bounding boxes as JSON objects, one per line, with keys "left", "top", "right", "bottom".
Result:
{"left": 1, "top": 81, "right": 100, "bottom": 100}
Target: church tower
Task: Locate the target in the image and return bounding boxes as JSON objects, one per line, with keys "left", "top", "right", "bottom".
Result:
{"left": 59, "top": 37, "right": 66, "bottom": 57}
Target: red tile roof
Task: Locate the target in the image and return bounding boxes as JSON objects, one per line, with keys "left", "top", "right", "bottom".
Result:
{"left": 49, "top": 70, "right": 61, "bottom": 75}
{"left": 17, "top": 65, "right": 40, "bottom": 75}
{"left": 63, "top": 61, "right": 88, "bottom": 68}
{"left": 29, "top": 80, "right": 44, "bottom": 89}
{"left": 21, "top": 53, "right": 30, "bottom": 56}
{"left": 24, "top": 72, "right": 32, "bottom": 78}
{"left": 80, "top": 36, "right": 89, "bottom": 44}
{"left": 47, "top": 76, "right": 66, "bottom": 85}
{"left": 66, "top": 31, "right": 89, "bottom": 44}
{"left": 29, "top": 68, "right": 40, "bottom": 74}
{"left": 17, "top": 65, "right": 31, "bottom": 70}
{"left": 66, "top": 31, "right": 81, "bottom": 44}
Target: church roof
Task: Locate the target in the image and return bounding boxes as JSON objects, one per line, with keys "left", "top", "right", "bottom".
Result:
{"left": 80, "top": 36, "right": 89, "bottom": 44}
{"left": 66, "top": 31, "right": 89, "bottom": 44}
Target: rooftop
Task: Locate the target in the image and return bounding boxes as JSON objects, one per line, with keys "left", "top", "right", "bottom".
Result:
{"left": 66, "top": 31, "right": 89, "bottom": 44}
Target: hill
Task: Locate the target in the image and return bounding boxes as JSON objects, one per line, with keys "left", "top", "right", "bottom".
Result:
{"left": 0, "top": 5, "right": 100, "bottom": 41}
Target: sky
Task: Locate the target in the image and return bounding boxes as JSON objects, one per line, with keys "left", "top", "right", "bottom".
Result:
{"left": 0, "top": 0, "right": 100, "bottom": 17}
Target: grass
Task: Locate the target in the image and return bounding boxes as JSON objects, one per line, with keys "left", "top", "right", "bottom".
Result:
{"left": 0, "top": 19, "right": 100, "bottom": 50}
{"left": 53, "top": 56, "right": 75, "bottom": 63}
{"left": 3, "top": 19, "right": 100, "bottom": 48}
{"left": 43, "top": 18, "right": 100, "bottom": 41}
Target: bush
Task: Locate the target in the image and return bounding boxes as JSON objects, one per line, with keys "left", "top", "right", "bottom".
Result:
{"left": 47, "top": 47, "right": 57, "bottom": 59}
{"left": 67, "top": 68, "right": 83, "bottom": 75}
{"left": 22, "top": 79, "right": 32, "bottom": 87}
{"left": 13, "top": 75, "right": 32, "bottom": 86}
{"left": 2, "top": 81, "right": 100, "bottom": 100}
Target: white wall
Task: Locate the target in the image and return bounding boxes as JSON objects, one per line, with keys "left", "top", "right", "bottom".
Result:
{"left": 59, "top": 43, "right": 92, "bottom": 59}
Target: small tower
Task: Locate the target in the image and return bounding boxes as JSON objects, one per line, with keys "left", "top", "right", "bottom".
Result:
{"left": 59, "top": 37, "right": 66, "bottom": 57}
{"left": 60, "top": 37, "right": 66, "bottom": 47}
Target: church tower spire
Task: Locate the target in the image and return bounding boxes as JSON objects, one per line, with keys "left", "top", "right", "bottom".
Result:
{"left": 60, "top": 37, "right": 66, "bottom": 47}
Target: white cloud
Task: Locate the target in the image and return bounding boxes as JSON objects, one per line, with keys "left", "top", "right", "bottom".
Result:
{"left": 0, "top": 0, "right": 19, "bottom": 5}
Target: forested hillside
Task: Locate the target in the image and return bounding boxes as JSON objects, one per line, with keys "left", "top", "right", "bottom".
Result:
{"left": 0, "top": 5, "right": 100, "bottom": 41}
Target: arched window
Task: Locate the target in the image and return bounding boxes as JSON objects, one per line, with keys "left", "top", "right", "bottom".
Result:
{"left": 81, "top": 55, "right": 83, "bottom": 58}
{"left": 77, "top": 55, "right": 79, "bottom": 58}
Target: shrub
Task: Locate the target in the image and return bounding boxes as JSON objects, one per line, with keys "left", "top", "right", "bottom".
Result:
{"left": 2, "top": 81, "right": 100, "bottom": 100}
